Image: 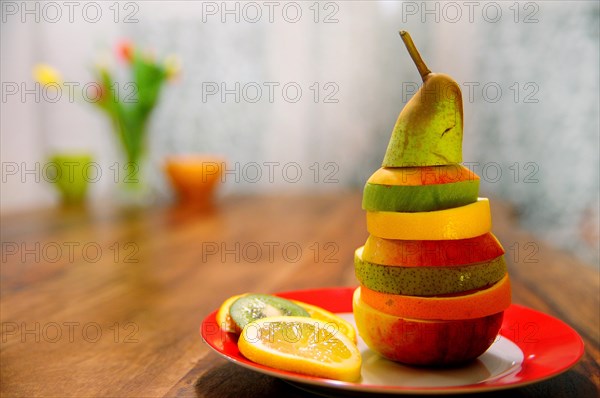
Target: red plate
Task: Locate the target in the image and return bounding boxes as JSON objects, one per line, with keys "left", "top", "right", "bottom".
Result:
{"left": 200, "top": 287, "right": 584, "bottom": 395}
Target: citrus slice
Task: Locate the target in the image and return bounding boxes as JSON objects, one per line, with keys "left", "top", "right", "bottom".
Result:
{"left": 362, "top": 232, "right": 504, "bottom": 267}
{"left": 292, "top": 300, "right": 357, "bottom": 344}
{"left": 238, "top": 316, "right": 362, "bottom": 382}
{"left": 366, "top": 198, "right": 491, "bottom": 240}
{"left": 216, "top": 293, "right": 247, "bottom": 332}
{"left": 359, "top": 273, "right": 511, "bottom": 320}
{"left": 355, "top": 247, "right": 507, "bottom": 296}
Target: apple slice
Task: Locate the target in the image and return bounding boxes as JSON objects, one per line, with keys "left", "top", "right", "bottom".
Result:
{"left": 363, "top": 165, "right": 479, "bottom": 212}
{"left": 362, "top": 233, "right": 505, "bottom": 267}
{"left": 366, "top": 165, "right": 477, "bottom": 186}
{"left": 363, "top": 181, "right": 478, "bottom": 212}
{"left": 353, "top": 287, "right": 503, "bottom": 366}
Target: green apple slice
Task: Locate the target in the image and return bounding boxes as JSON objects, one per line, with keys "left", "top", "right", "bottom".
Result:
{"left": 363, "top": 179, "right": 478, "bottom": 212}
{"left": 363, "top": 164, "right": 479, "bottom": 212}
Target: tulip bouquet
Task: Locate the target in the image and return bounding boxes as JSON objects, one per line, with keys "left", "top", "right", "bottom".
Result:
{"left": 34, "top": 41, "right": 179, "bottom": 190}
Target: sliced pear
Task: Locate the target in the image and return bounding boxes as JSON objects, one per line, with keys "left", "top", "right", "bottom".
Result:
{"left": 382, "top": 31, "right": 463, "bottom": 167}
{"left": 354, "top": 247, "right": 507, "bottom": 296}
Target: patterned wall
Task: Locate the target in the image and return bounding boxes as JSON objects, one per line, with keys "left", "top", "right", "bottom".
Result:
{"left": 2, "top": 1, "right": 598, "bottom": 265}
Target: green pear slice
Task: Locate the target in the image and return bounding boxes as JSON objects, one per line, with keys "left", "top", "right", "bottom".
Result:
{"left": 354, "top": 247, "right": 507, "bottom": 296}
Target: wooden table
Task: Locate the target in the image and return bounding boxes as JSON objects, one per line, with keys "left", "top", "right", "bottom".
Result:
{"left": 1, "top": 193, "right": 598, "bottom": 397}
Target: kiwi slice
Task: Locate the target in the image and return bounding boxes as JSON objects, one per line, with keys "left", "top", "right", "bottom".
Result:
{"left": 229, "top": 294, "right": 310, "bottom": 330}
{"left": 354, "top": 249, "right": 507, "bottom": 296}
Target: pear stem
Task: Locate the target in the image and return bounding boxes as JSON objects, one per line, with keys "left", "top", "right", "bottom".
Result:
{"left": 399, "top": 31, "right": 431, "bottom": 81}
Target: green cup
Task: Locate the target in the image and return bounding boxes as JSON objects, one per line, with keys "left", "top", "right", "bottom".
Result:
{"left": 47, "top": 153, "right": 94, "bottom": 205}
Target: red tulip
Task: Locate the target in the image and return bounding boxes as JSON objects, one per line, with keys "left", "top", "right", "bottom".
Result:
{"left": 116, "top": 40, "right": 134, "bottom": 63}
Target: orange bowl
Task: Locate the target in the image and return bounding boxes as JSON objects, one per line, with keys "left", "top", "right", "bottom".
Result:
{"left": 164, "top": 156, "right": 225, "bottom": 204}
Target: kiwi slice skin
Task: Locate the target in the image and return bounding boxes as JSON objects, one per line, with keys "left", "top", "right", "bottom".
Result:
{"left": 229, "top": 294, "right": 310, "bottom": 330}
{"left": 362, "top": 179, "right": 479, "bottom": 212}
{"left": 355, "top": 252, "right": 507, "bottom": 296}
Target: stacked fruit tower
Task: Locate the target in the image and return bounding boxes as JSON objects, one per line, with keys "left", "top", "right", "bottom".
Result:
{"left": 352, "top": 31, "right": 511, "bottom": 366}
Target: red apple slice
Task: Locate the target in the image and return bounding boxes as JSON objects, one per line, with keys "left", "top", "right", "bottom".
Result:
{"left": 362, "top": 233, "right": 504, "bottom": 267}
{"left": 353, "top": 287, "right": 503, "bottom": 366}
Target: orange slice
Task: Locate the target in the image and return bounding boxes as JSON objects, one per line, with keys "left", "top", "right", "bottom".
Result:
{"left": 366, "top": 198, "right": 491, "bottom": 240}
{"left": 238, "top": 316, "right": 362, "bottom": 381}
{"left": 359, "top": 273, "right": 511, "bottom": 320}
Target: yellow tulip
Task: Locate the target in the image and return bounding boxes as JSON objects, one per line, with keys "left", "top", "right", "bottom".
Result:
{"left": 164, "top": 55, "right": 181, "bottom": 80}
{"left": 33, "top": 64, "right": 62, "bottom": 86}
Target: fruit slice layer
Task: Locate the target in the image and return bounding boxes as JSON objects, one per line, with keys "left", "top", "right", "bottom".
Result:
{"left": 359, "top": 273, "right": 511, "bottom": 320}
{"left": 367, "top": 165, "right": 478, "bottom": 186}
{"left": 355, "top": 248, "right": 507, "bottom": 296}
{"left": 216, "top": 293, "right": 247, "bottom": 332}
{"left": 362, "top": 233, "right": 504, "bottom": 267}
{"left": 363, "top": 180, "right": 478, "bottom": 212}
{"left": 238, "top": 316, "right": 362, "bottom": 382}
{"left": 292, "top": 300, "right": 357, "bottom": 344}
{"left": 230, "top": 294, "right": 309, "bottom": 331}
{"left": 366, "top": 198, "right": 491, "bottom": 240}
{"left": 352, "top": 288, "right": 503, "bottom": 366}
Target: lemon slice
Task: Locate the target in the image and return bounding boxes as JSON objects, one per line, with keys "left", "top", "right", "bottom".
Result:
{"left": 366, "top": 198, "right": 491, "bottom": 240}
{"left": 292, "top": 300, "right": 357, "bottom": 344}
{"left": 216, "top": 293, "right": 247, "bottom": 332}
{"left": 238, "top": 316, "right": 362, "bottom": 382}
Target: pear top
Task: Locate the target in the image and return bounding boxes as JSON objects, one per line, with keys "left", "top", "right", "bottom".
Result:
{"left": 382, "top": 31, "right": 464, "bottom": 167}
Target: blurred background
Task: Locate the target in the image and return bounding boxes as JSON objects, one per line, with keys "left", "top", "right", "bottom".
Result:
{"left": 1, "top": 1, "right": 598, "bottom": 266}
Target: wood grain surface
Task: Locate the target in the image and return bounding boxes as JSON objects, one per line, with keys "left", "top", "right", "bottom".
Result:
{"left": 1, "top": 193, "right": 598, "bottom": 397}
